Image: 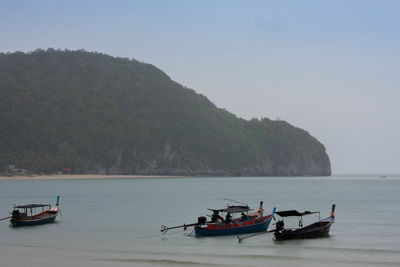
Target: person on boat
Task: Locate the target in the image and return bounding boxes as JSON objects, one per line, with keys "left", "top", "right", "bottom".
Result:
{"left": 275, "top": 220, "right": 284, "bottom": 232}
{"left": 257, "top": 201, "right": 264, "bottom": 216}
{"left": 211, "top": 211, "right": 224, "bottom": 223}
{"left": 225, "top": 212, "right": 232, "bottom": 223}
{"left": 241, "top": 212, "right": 249, "bottom": 221}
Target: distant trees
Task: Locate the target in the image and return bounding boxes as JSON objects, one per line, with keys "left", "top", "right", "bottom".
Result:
{"left": 0, "top": 49, "right": 331, "bottom": 176}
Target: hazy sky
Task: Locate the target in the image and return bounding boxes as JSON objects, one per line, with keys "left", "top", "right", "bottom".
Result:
{"left": 1, "top": 0, "right": 399, "bottom": 174}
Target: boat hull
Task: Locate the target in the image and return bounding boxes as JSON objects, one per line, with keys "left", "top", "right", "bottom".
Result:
{"left": 195, "top": 215, "right": 273, "bottom": 237}
{"left": 10, "top": 211, "right": 58, "bottom": 227}
{"left": 274, "top": 217, "right": 333, "bottom": 241}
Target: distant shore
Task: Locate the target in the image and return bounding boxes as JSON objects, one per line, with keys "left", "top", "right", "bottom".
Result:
{"left": 0, "top": 174, "right": 182, "bottom": 181}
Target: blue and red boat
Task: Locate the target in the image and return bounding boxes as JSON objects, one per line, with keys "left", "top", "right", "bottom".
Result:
{"left": 161, "top": 201, "right": 276, "bottom": 237}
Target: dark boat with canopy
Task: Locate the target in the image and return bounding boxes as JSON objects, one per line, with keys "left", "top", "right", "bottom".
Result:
{"left": 161, "top": 200, "right": 275, "bottom": 237}
{"left": 273, "top": 204, "right": 335, "bottom": 240}
{"left": 8, "top": 196, "right": 60, "bottom": 227}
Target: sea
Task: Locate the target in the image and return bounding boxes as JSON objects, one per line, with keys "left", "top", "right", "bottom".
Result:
{"left": 0, "top": 176, "right": 399, "bottom": 267}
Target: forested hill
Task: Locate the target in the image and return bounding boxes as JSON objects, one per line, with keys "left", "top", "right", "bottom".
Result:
{"left": 0, "top": 49, "right": 331, "bottom": 176}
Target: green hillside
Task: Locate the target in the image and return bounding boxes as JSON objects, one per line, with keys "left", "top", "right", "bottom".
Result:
{"left": 0, "top": 49, "right": 331, "bottom": 176}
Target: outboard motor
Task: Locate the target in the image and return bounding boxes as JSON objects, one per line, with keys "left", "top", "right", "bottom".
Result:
{"left": 197, "top": 216, "right": 207, "bottom": 225}
{"left": 12, "top": 210, "right": 20, "bottom": 220}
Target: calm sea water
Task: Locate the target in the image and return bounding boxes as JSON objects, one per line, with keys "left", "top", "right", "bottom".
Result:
{"left": 0, "top": 176, "right": 399, "bottom": 267}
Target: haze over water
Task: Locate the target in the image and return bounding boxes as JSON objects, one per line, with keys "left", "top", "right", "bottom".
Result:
{"left": 0, "top": 176, "right": 399, "bottom": 267}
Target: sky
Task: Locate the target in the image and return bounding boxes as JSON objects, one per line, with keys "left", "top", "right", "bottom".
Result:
{"left": 1, "top": 0, "right": 399, "bottom": 174}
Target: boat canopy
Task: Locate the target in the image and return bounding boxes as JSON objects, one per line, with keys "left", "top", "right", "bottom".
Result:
{"left": 209, "top": 205, "right": 251, "bottom": 214}
{"left": 14, "top": 204, "right": 51, "bottom": 209}
{"left": 275, "top": 210, "right": 319, "bottom": 217}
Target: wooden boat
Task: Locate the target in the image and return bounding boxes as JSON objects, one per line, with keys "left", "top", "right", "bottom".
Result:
{"left": 9, "top": 196, "right": 60, "bottom": 227}
{"left": 161, "top": 200, "right": 276, "bottom": 237}
{"left": 273, "top": 204, "right": 335, "bottom": 241}
{"left": 195, "top": 204, "right": 275, "bottom": 237}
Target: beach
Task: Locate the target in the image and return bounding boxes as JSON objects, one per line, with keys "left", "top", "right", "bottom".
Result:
{"left": 0, "top": 174, "right": 181, "bottom": 181}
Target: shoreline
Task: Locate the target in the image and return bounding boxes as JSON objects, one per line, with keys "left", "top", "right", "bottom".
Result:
{"left": 0, "top": 174, "right": 184, "bottom": 181}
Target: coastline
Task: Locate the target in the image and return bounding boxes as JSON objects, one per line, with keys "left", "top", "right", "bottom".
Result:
{"left": 0, "top": 174, "right": 183, "bottom": 181}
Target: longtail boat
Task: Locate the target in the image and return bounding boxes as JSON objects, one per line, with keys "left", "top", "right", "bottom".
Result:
{"left": 9, "top": 196, "right": 60, "bottom": 227}
{"left": 273, "top": 204, "right": 335, "bottom": 240}
{"left": 161, "top": 200, "right": 276, "bottom": 237}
